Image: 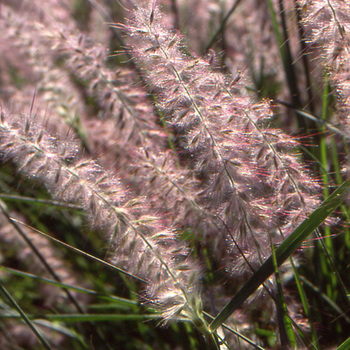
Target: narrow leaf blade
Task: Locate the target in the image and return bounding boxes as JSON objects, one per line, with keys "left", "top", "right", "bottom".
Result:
{"left": 210, "top": 180, "right": 349, "bottom": 332}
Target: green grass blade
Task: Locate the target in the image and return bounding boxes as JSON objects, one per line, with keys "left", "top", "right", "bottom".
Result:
{"left": 205, "top": 0, "right": 242, "bottom": 52}
{"left": 33, "top": 319, "right": 87, "bottom": 347}
{"left": 337, "top": 336, "right": 350, "bottom": 350}
{"left": 203, "top": 312, "right": 266, "bottom": 350}
{"left": 0, "top": 280, "right": 52, "bottom": 350}
{"left": 209, "top": 180, "right": 349, "bottom": 332}
{"left": 299, "top": 276, "right": 350, "bottom": 323}
{"left": 0, "top": 266, "right": 137, "bottom": 306}
{"left": 0, "top": 193, "right": 82, "bottom": 209}
{"left": 271, "top": 244, "right": 297, "bottom": 348}
{"left": 290, "top": 259, "right": 319, "bottom": 348}
{"left": 318, "top": 78, "right": 338, "bottom": 300}
{"left": 0, "top": 314, "right": 159, "bottom": 322}
{"left": 271, "top": 99, "right": 349, "bottom": 139}
{"left": 266, "top": 0, "right": 283, "bottom": 60}
{"left": 9, "top": 217, "right": 147, "bottom": 283}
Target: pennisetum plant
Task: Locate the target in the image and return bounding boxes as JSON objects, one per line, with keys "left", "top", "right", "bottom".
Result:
{"left": 297, "top": 0, "right": 350, "bottom": 168}
{"left": 0, "top": 107, "right": 206, "bottom": 328}
{"left": 119, "top": 0, "right": 321, "bottom": 276}
{"left": 0, "top": 0, "right": 349, "bottom": 349}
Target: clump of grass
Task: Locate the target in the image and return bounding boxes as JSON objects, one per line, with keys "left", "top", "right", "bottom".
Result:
{"left": 0, "top": 0, "right": 349, "bottom": 349}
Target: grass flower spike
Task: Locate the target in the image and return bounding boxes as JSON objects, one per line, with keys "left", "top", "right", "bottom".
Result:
{"left": 120, "top": 0, "right": 321, "bottom": 275}
{"left": 0, "top": 108, "right": 203, "bottom": 325}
